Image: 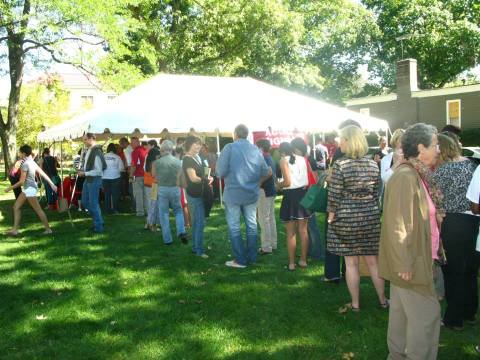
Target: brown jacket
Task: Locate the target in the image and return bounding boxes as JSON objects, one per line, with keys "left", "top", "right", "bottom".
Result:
{"left": 379, "top": 164, "right": 435, "bottom": 296}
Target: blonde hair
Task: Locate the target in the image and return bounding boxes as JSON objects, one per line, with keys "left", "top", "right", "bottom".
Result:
{"left": 340, "top": 125, "right": 368, "bottom": 159}
{"left": 438, "top": 133, "right": 460, "bottom": 163}
{"left": 390, "top": 129, "right": 405, "bottom": 148}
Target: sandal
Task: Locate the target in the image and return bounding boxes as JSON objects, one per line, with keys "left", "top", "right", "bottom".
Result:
{"left": 258, "top": 248, "right": 272, "bottom": 255}
{"left": 285, "top": 264, "right": 296, "bottom": 272}
{"left": 297, "top": 260, "right": 308, "bottom": 268}
{"left": 339, "top": 303, "right": 360, "bottom": 314}
{"left": 380, "top": 299, "right": 390, "bottom": 309}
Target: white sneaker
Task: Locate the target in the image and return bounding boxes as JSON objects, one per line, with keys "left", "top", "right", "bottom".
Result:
{"left": 225, "top": 260, "right": 246, "bottom": 269}
{"left": 199, "top": 254, "right": 209, "bottom": 259}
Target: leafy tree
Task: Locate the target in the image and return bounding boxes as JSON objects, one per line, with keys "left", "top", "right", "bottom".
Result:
{"left": 362, "top": 0, "right": 480, "bottom": 90}
{"left": 99, "top": 0, "right": 377, "bottom": 102}
{"left": 16, "top": 76, "right": 69, "bottom": 149}
{"left": 0, "top": 0, "right": 120, "bottom": 176}
{"left": 292, "top": 0, "right": 380, "bottom": 101}
{"left": 100, "top": 0, "right": 321, "bottom": 92}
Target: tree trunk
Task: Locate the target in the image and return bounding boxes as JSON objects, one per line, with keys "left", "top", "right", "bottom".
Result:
{"left": 0, "top": 30, "right": 26, "bottom": 177}
{"left": 0, "top": 128, "right": 15, "bottom": 179}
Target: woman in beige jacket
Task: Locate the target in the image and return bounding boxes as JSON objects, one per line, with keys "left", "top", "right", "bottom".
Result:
{"left": 379, "top": 123, "right": 443, "bottom": 360}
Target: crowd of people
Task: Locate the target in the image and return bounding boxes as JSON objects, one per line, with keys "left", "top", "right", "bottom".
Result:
{"left": 4, "top": 121, "right": 480, "bottom": 358}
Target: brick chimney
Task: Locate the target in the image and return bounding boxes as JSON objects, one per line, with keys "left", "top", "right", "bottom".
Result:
{"left": 396, "top": 59, "right": 418, "bottom": 95}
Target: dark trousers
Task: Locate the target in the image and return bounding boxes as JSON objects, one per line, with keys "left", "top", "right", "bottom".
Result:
{"left": 43, "top": 178, "right": 58, "bottom": 205}
{"left": 324, "top": 221, "right": 346, "bottom": 279}
{"left": 102, "top": 178, "right": 121, "bottom": 214}
{"left": 308, "top": 213, "right": 325, "bottom": 261}
{"left": 441, "top": 213, "right": 480, "bottom": 327}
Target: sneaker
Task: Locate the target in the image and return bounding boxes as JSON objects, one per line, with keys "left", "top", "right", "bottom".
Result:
{"left": 441, "top": 319, "right": 463, "bottom": 331}
{"left": 320, "top": 276, "right": 340, "bottom": 284}
{"left": 179, "top": 233, "right": 188, "bottom": 244}
{"left": 225, "top": 260, "right": 246, "bottom": 269}
{"left": 199, "top": 254, "right": 209, "bottom": 259}
{"left": 258, "top": 248, "right": 272, "bottom": 255}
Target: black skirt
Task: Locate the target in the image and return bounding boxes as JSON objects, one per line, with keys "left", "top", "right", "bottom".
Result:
{"left": 280, "top": 187, "right": 313, "bottom": 222}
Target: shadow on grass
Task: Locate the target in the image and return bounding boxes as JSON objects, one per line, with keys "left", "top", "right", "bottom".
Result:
{"left": 0, "top": 196, "right": 478, "bottom": 359}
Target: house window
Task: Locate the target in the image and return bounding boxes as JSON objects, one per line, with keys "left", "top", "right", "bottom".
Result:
{"left": 446, "top": 99, "right": 461, "bottom": 128}
{"left": 81, "top": 96, "right": 94, "bottom": 107}
{"left": 359, "top": 108, "right": 370, "bottom": 116}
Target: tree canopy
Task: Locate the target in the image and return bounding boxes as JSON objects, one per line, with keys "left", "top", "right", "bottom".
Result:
{"left": 99, "top": 0, "right": 378, "bottom": 102}
{"left": 0, "top": 0, "right": 121, "bottom": 173}
{"left": 362, "top": 0, "right": 480, "bottom": 90}
{"left": 2, "top": 0, "right": 480, "bottom": 174}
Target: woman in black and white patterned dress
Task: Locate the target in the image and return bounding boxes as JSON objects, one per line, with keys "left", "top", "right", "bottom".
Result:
{"left": 327, "top": 125, "right": 387, "bottom": 311}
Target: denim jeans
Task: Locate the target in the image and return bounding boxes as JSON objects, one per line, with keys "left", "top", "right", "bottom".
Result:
{"left": 308, "top": 213, "right": 325, "bottom": 261}
{"left": 157, "top": 186, "right": 185, "bottom": 244}
{"left": 102, "top": 178, "right": 121, "bottom": 213}
{"left": 224, "top": 201, "right": 258, "bottom": 266}
{"left": 82, "top": 176, "right": 104, "bottom": 232}
{"left": 145, "top": 186, "right": 159, "bottom": 226}
{"left": 187, "top": 194, "right": 206, "bottom": 255}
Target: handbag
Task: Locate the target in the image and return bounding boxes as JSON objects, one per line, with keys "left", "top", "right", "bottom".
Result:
{"left": 144, "top": 171, "right": 155, "bottom": 187}
{"left": 300, "top": 181, "right": 328, "bottom": 213}
{"left": 304, "top": 157, "right": 317, "bottom": 187}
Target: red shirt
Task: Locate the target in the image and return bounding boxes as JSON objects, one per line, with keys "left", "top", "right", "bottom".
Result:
{"left": 131, "top": 146, "right": 148, "bottom": 177}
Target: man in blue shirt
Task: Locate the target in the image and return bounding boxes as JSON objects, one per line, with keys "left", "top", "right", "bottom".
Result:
{"left": 217, "top": 124, "right": 271, "bottom": 268}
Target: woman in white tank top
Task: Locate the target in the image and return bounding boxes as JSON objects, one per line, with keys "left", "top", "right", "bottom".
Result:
{"left": 276, "top": 139, "right": 313, "bottom": 271}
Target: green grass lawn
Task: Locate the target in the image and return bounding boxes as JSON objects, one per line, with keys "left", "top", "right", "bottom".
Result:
{"left": 0, "top": 179, "right": 477, "bottom": 359}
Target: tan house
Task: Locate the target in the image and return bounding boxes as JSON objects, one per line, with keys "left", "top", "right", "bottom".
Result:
{"left": 345, "top": 59, "right": 480, "bottom": 131}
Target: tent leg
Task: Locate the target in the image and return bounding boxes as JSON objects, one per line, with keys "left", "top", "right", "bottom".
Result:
{"left": 216, "top": 131, "right": 223, "bottom": 207}
{"left": 60, "top": 141, "right": 64, "bottom": 198}
{"left": 311, "top": 133, "right": 316, "bottom": 160}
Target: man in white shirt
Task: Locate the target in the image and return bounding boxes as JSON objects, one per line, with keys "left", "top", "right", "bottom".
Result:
{"left": 103, "top": 143, "right": 125, "bottom": 214}
{"left": 78, "top": 133, "right": 106, "bottom": 232}
{"left": 120, "top": 137, "right": 134, "bottom": 211}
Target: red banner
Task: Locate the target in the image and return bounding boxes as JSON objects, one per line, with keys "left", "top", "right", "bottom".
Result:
{"left": 252, "top": 130, "right": 308, "bottom": 148}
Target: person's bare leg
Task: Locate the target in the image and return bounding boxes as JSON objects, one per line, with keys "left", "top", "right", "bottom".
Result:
{"left": 344, "top": 256, "right": 360, "bottom": 308}
{"left": 27, "top": 196, "right": 52, "bottom": 233}
{"left": 298, "top": 219, "right": 309, "bottom": 266}
{"left": 8, "top": 193, "right": 26, "bottom": 234}
{"left": 363, "top": 255, "right": 386, "bottom": 305}
{"left": 285, "top": 221, "right": 297, "bottom": 270}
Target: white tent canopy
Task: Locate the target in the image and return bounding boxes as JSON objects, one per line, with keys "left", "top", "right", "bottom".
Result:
{"left": 37, "top": 73, "right": 389, "bottom": 142}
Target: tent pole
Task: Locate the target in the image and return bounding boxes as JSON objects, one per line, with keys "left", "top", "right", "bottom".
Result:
{"left": 216, "top": 130, "right": 223, "bottom": 207}
{"left": 311, "top": 133, "right": 316, "bottom": 160}
{"left": 60, "top": 141, "right": 64, "bottom": 198}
